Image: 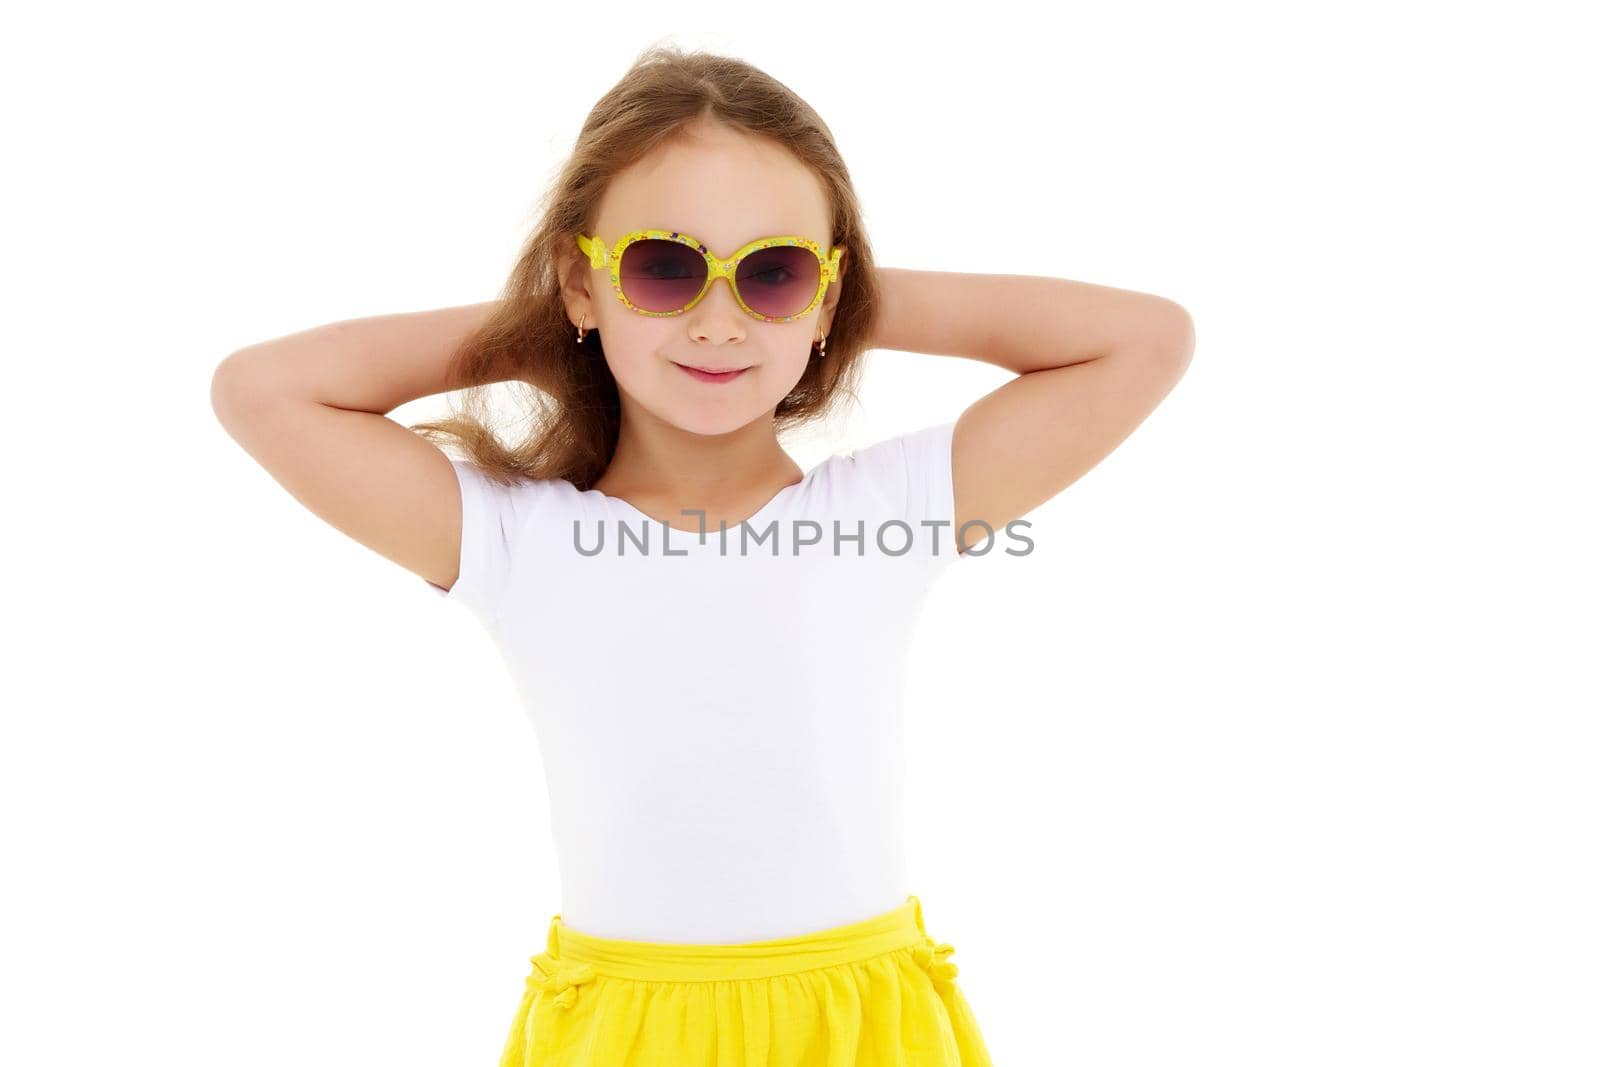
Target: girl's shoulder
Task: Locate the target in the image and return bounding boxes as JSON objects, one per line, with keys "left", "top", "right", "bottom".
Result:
{"left": 824, "top": 421, "right": 959, "bottom": 517}
{"left": 444, "top": 458, "right": 576, "bottom": 521}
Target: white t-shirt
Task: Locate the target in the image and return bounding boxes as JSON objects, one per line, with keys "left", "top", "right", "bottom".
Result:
{"left": 426, "top": 421, "right": 970, "bottom": 943}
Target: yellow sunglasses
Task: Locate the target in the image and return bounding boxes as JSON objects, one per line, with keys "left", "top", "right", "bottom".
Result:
{"left": 576, "top": 229, "right": 846, "bottom": 323}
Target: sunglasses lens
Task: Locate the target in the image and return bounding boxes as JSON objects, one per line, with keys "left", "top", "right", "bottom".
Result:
{"left": 618, "top": 238, "right": 822, "bottom": 317}
{"left": 737, "top": 245, "right": 821, "bottom": 319}
{"left": 618, "top": 239, "right": 709, "bottom": 312}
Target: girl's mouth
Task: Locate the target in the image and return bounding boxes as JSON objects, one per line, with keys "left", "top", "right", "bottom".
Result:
{"left": 673, "top": 362, "right": 750, "bottom": 383}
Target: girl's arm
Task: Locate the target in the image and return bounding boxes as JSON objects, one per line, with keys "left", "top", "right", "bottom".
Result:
{"left": 209, "top": 301, "right": 501, "bottom": 593}
{"left": 868, "top": 268, "right": 1195, "bottom": 548}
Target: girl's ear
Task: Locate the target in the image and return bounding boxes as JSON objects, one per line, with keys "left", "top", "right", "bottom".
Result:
{"left": 558, "top": 247, "right": 597, "bottom": 326}
{"left": 820, "top": 253, "right": 847, "bottom": 320}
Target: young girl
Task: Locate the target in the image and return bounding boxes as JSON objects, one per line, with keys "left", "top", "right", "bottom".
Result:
{"left": 212, "top": 44, "right": 1194, "bottom": 1067}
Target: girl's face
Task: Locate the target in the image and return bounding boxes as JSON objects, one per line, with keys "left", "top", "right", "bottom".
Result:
{"left": 564, "top": 123, "right": 845, "bottom": 437}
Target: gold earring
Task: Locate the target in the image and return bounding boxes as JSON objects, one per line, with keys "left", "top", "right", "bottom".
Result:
{"left": 576, "top": 313, "right": 587, "bottom": 343}
{"left": 815, "top": 332, "right": 828, "bottom": 358}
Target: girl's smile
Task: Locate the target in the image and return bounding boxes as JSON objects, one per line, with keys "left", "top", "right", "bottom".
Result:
{"left": 672, "top": 361, "right": 751, "bottom": 383}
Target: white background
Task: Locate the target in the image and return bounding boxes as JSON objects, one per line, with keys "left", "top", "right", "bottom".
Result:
{"left": 5, "top": 4, "right": 1596, "bottom": 1065}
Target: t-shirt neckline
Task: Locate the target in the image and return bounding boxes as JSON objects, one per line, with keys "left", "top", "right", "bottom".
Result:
{"left": 581, "top": 463, "right": 822, "bottom": 545}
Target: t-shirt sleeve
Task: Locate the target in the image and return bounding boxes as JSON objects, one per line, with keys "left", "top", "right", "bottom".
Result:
{"left": 844, "top": 420, "right": 971, "bottom": 569}
{"left": 424, "top": 459, "right": 535, "bottom": 625}
{"left": 897, "top": 421, "right": 971, "bottom": 569}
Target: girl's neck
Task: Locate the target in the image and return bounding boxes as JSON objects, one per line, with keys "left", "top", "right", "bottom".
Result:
{"left": 594, "top": 412, "right": 802, "bottom": 523}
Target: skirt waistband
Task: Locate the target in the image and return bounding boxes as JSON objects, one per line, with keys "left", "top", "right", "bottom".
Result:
{"left": 534, "top": 894, "right": 945, "bottom": 984}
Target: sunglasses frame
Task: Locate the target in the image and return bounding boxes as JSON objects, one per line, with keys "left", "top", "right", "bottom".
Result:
{"left": 576, "top": 229, "right": 846, "bottom": 323}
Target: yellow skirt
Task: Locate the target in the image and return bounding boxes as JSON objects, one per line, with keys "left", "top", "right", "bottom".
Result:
{"left": 498, "top": 894, "right": 992, "bottom": 1066}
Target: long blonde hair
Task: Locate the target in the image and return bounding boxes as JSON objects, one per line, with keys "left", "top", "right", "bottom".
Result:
{"left": 410, "top": 41, "right": 882, "bottom": 489}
